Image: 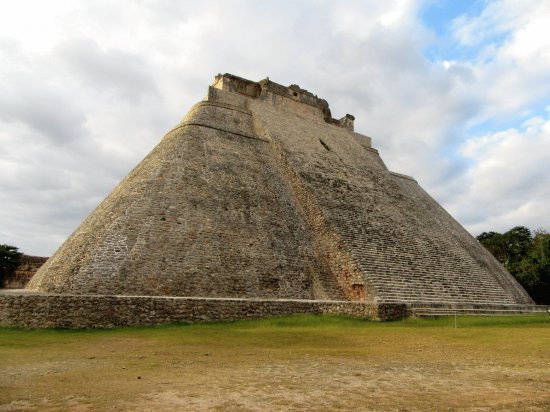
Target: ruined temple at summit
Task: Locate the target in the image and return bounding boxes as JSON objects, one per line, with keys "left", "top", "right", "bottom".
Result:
{"left": 28, "top": 73, "right": 533, "bottom": 306}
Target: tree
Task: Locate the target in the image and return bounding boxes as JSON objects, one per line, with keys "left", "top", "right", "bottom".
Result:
{"left": 532, "top": 228, "right": 550, "bottom": 262}
{"left": 477, "top": 227, "right": 550, "bottom": 305}
{"left": 0, "top": 244, "right": 22, "bottom": 287}
{"left": 517, "top": 230, "right": 550, "bottom": 304}
{"left": 503, "top": 226, "right": 532, "bottom": 265}
{"left": 476, "top": 231, "right": 507, "bottom": 263}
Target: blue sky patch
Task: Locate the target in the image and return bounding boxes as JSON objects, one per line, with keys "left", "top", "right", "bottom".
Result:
{"left": 420, "top": 0, "right": 509, "bottom": 62}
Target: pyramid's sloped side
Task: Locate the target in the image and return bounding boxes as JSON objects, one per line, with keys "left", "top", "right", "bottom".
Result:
{"left": 28, "top": 102, "right": 344, "bottom": 299}
{"left": 391, "top": 174, "right": 534, "bottom": 304}
{"left": 29, "top": 74, "right": 534, "bottom": 305}
{"left": 250, "top": 99, "right": 534, "bottom": 305}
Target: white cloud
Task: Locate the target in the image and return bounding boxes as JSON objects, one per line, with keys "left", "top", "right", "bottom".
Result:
{"left": 448, "top": 0, "right": 550, "bottom": 122}
{"left": 451, "top": 0, "right": 542, "bottom": 47}
{"left": 0, "top": 0, "right": 549, "bottom": 255}
{"left": 452, "top": 108, "right": 550, "bottom": 233}
{"left": 56, "top": 38, "right": 160, "bottom": 102}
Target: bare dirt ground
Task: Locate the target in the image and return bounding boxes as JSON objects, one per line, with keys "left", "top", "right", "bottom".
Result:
{"left": 1, "top": 315, "right": 549, "bottom": 411}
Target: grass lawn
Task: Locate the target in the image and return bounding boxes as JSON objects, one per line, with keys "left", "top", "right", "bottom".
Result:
{"left": 1, "top": 315, "right": 549, "bottom": 411}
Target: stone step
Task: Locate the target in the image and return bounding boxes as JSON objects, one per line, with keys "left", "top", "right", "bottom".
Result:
{"left": 377, "top": 294, "right": 517, "bottom": 305}
{"left": 410, "top": 304, "right": 549, "bottom": 317}
{"left": 367, "top": 280, "right": 518, "bottom": 304}
{"left": 372, "top": 288, "right": 516, "bottom": 299}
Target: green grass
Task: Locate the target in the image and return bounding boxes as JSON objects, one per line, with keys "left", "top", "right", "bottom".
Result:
{"left": 1, "top": 313, "right": 548, "bottom": 353}
{"left": 0, "top": 313, "right": 548, "bottom": 357}
{"left": 1, "top": 314, "right": 549, "bottom": 411}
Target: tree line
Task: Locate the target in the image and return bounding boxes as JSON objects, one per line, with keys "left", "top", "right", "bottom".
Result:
{"left": 0, "top": 244, "right": 22, "bottom": 287}
{"left": 477, "top": 226, "right": 550, "bottom": 304}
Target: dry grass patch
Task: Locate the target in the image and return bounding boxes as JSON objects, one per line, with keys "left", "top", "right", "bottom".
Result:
{"left": 1, "top": 315, "right": 549, "bottom": 411}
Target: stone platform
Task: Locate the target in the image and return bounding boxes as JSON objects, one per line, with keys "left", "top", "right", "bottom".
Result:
{"left": 2, "top": 290, "right": 547, "bottom": 328}
{"left": 0, "top": 290, "right": 406, "bottom": 328}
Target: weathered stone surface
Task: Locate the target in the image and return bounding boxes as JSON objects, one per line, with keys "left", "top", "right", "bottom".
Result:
{"left": 2, "top": 255, "right": 48, "bottom": 289}
{"left": 26, "top": 73, "right": 533, "bottom": 307}
{"left": 0, "top": 292, "right": 406, "bottom": 328}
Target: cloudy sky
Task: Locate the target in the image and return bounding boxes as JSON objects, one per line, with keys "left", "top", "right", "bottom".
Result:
{"left": 1, "top": 0, "right": 549, "bottom": 256}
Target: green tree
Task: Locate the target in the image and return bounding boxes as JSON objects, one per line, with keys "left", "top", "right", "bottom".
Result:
{"left": 532, "top": 229, "right": 550, "bottom": 262}
{"left": 503, "top": 226, "right": 532, "bottom": 265}
{"left": 476, "top": 231, "right": 507, "bottom": 263}
{"left": 0, "top": 244, "right": 22, "bottom": 287}
{"left": 477, "top": 227, "right": 550, "bottom": 304}
{"left": 517, "top": 230, "right": 550, "bottom": 304}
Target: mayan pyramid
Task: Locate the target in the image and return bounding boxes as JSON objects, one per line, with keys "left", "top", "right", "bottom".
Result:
{"left": 28, "top": 73, "right": 533, "bottom": 305}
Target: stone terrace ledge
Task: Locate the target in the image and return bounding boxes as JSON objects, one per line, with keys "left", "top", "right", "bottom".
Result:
{"left": 0, "top": 290, "right": 406, "bottom": 328}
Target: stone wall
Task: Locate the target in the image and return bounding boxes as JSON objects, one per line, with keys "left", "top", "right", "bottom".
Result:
{"left": 0, "top": 292, "right": 407, "bottom": 328}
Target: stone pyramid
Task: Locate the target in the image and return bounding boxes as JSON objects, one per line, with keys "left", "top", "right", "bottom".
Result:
{"left": 28, "top": 74, "right": 533, "bottom": 305}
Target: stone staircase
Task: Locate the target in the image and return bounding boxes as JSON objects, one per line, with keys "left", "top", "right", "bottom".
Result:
{"left": 409, "top": 302, "right": 550, "bottom": 317}
{"left": 250, "top": 90, "right": 534, "bottom": 307}
{"left": 367, "top": 277, "right": 518, "bottom": 305}
{"left": 309, "top": 166, "right": 533, "bottom": 306}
